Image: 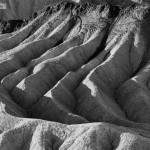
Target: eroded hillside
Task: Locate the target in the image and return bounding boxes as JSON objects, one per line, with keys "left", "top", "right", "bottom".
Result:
{"left": 0, "top": 1, "right": 150, "bottom": 149}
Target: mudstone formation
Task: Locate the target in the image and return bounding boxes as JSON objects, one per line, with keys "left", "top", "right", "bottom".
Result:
{"left": 1, "top": 0, "right": 150, "bottom": 149}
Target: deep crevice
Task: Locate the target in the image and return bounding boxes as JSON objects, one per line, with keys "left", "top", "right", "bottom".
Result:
{"left": 0, "top": 20, "right": 28, "bottom": 34}
{"left": 87, "top": 25, "right": 110, "bottom": 63}
{"left": 86, "top": 5, "right": 121, "bottom": 62}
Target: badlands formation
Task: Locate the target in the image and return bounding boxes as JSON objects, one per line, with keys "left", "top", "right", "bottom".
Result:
{"left": 0, "top": 0, "right": 150, "bottom": 149}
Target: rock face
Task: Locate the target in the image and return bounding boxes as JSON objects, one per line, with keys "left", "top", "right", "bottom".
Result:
{"left": 1, "top": 1, "right": 150, "bottom": 149}
{"left": 0, "top": 0, "right": 148, "bottom": 20}
{"left": 0, "top": 0, "right": 97, "bottom": 20}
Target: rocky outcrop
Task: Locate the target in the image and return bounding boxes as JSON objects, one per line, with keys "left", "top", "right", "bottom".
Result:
{"left": 0, "top": 0, "right": 149, "bottom": 20}
{"left": 1, "top": 1, "right": 150, "bottom": 149}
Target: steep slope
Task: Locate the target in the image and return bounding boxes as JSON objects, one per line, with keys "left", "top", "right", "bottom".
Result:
{"left": 0, "top": 0, "right": 148, "bottom": 20}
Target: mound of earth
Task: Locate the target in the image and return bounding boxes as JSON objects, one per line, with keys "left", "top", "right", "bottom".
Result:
{"left": 0, "top": 0, "right": 150, "bottom": 149}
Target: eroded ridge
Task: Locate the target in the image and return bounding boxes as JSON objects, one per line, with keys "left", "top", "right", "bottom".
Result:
{"left": 0, "top": 1, "right": 150, "bottom": 149}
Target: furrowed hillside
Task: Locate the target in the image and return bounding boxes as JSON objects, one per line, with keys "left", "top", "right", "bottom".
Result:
{"left": 0, "top": 1, "right": 150, "bottom": 149}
